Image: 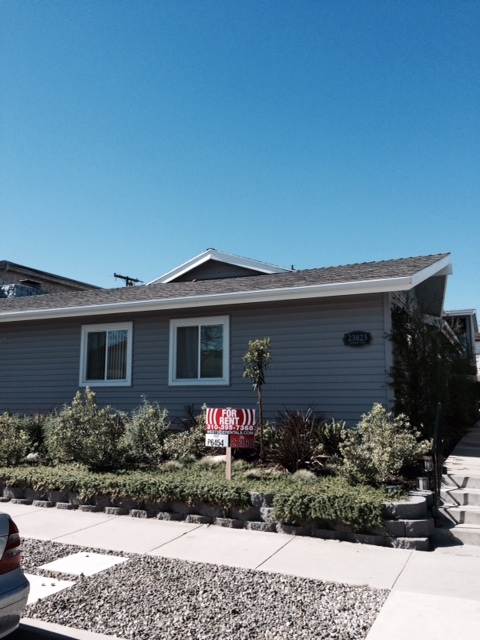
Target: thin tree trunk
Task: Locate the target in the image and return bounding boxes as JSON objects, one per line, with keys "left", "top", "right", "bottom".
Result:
{"left": 258, "top": 385, "right": 264, "bottom": 460}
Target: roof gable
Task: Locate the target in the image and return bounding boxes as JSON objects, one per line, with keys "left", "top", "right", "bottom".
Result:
{"left": 148, "top": 249, "right": 292, "bottom": 284}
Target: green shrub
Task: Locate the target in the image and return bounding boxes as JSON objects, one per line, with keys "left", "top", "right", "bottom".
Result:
{"left": 16, "top": 413, "right": 48, "bottom": 456}
{"left": 291, "top": 469, "right": 317, "bottom": 483}
{"left": 123, "top": 397, "right": 169, "bottom": 466}
{"left": 196, "top": 455, "right": 227, "bottom": 468}
{"left": 162, "top": 406, "right": 208, "bottom": 462}
{"left": 162, "top": 424, "right": 207, "bottom": 462}
{"left": 0, "top": 463, "right": 251, "bottom": 510}
{"left": 337, "top": 403, "right": 431, "bottom": 486}
{"left": 44, "top": 388, "right": 126, "bottom": 471}
{"left": 267, "top": 408, "right": 327, "bottom": 472}
{"left": 0, "top": 413, "right": 32, "bottom": 466}
{"left": 272, "top": 476, "right": 389, "bottom": 531}
{"left": 318, "top": 419, "right": 347, "bottom": 458}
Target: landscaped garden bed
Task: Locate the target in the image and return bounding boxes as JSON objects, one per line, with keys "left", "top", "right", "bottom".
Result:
{"left": 0, "top": 461, "right": 434, "bottom": 550}
{"left": 0, "top": 387, "right": 439, "bottom": 550}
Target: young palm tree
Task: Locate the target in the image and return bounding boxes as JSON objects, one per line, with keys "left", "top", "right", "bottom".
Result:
{"left": 243, "top": 338, "right": 271, "bottom": 459}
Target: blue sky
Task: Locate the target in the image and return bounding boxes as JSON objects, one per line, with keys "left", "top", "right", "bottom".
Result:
{"left": 1, "top": 1, "right": 479, "bottom": 313}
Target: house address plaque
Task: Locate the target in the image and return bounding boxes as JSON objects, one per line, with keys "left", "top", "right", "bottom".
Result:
{"left": 343, "top": 331, "right": 373, "bottom": 347}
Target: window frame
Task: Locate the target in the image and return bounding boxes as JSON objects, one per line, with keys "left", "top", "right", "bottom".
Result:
{"left": 79, "top": 322, "right": 133, "bottom": 387}
{"left": 169, "top": 315, "right": 230, "bottom": 386}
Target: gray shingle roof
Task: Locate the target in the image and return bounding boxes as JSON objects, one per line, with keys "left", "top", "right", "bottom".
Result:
{"left": 0, "top": 253, "right": 449, "bottom": 316}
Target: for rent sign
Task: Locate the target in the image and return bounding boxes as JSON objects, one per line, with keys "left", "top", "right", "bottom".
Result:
{"left": 205, "top": 407, "right": 256, "bottom": 448}
{"left": 205, "top": 408, "right": 255, "bottom": 434}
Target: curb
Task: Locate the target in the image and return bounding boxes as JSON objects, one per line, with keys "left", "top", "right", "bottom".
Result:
{"left": 15, "top": 619, "right": 123, "bottom": 640}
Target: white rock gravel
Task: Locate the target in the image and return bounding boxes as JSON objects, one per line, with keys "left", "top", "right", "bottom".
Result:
{"left": 22, "top": 538, "right": 389, "bottom": 640}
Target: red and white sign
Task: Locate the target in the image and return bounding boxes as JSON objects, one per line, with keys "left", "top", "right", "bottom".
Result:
{"left": 205, "top": 407, "right": 256, "bottom": 448}
{"left": 229, "top": 434, "right": 255, "bottom": 449}
{"left": 205, "top": 407, "right": 256, "bottom": 435}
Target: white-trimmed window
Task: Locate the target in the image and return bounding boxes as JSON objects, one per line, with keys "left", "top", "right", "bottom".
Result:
{"left": 169, "top": 316, "right": 229, "bottom": 385}
{"left": 80, "top": 322, "right": 133, "bottom": 386}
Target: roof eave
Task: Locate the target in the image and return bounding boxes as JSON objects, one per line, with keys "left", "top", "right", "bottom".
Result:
{"left": 0, "top": 275, "right": 415, "bottom": 323}
{"left": 410, "top": 254, "right": 452, "bottom": 286}
{"left": 0, "top": 253, "right": 452, "bottom": 323}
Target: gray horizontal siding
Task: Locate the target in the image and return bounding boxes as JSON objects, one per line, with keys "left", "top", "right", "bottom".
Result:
{"left": 0, "top": 294, "right": 391, "bottom": 425}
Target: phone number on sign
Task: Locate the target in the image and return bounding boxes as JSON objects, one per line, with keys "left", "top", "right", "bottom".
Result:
{"left": 206, "top": 425, "right": 254, "bottom": 434}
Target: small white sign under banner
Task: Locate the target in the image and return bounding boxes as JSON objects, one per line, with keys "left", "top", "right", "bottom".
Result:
{"left": 205, "top": 433, "right": 229, "bottom": 448}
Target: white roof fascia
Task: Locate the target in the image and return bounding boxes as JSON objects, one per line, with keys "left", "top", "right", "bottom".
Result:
{"left": 409, "top": 254, "right": 452, "bottom": 287}
{"left": 444, "top": 309, "right": 476, "bottom": 316}
{"left": 147, "top": 249, "right": 291, "bottom": 284}
{"left": 0, "top": 274, "right": 424, "bottom": 323}
{"left": 0, "top": 254, "right": 451, "bottom": 323}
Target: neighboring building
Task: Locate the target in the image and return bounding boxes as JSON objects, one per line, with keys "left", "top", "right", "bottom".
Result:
{"left": 0, "top": 261, "right": 100, "bottom": 298}
{"left": 444, "top": 309, "right": 479, "bottom": 371}
{"left": 0, "top": 251, "right": 452, "bottom": 424}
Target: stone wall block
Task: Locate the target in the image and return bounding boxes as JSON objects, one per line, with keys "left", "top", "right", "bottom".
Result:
{"left": 404, "top": 518, "right": 435, "bottom": 537}
{"left": 194, "top": 501, "right": 224, "bottom": 519}
{"left": 245, "top": 521, "right": 277, "bottom": 533}
{"left": 185, "top": 514, "right": 212, "bottom": 525}
{"left": 385, "top": 520, "right": 406, "bottom": 537}
{"left": 170, "top": 501, "right": 196, "bottom": 515}
{"left": 47, "top": 490, "right": 69, "bottom": 504}
{"left": 383, "top": 496, "right": 427, "bottom": 520}
{"left": 276, "top": 524, "right": 312, "bottom": 536}
{"left": 214, "top": 517, "right": 244, "bottom": 529}
{"left": 248, "top": 492, "right": 275, "bottom": 508}
{"left": 95, "top": 494, "right": 113, "bottom": 509}
{"left": 229, "top": 505, "right": 261, "bottom": 521}
{"left": 4, "top": 486, "right": 24, "bottom": 500}
{"left": 386, "top": 536, "right": 430, "bottom": 551}
{"left": 260, "top": 507, "right": 275, "bottom": 523}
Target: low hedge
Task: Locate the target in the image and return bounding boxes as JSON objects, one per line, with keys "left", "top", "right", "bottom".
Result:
{"left": 0, "top": 463, "right": 399, "bottom": 532}
{"left": 272, "top": 477, "right": 389, "bottom": 530}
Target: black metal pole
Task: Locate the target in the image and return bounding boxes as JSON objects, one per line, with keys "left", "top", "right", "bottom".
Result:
{"left": 432, "top": 402, "right": 443, "bottom": 526}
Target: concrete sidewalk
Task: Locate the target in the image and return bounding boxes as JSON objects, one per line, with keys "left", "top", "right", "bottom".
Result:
{"left": 2, "top": 501, "right": 480, "bottom": 640}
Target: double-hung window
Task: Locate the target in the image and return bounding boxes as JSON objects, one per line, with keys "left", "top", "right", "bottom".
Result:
{"left": 80, "top": 322, "right": 133, "bottom": 386}
{"left": 169, "top": 316, "right": 229, "bottom": 385}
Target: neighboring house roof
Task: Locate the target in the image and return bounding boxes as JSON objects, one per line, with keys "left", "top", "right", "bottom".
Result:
{"left": 0, "top": 260, "right": 100, "bottom": 292}
{"left": 148, "top": 249, "right": 292, "bottom": 284}
{"left": 444, "top": 309, "right": 479, "bottom": 333}
{"left": 0, "top": 253, "right": 451, "bottom": 323}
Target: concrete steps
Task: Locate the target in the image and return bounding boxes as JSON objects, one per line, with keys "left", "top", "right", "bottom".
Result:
{"left": 440, "top": 487, "right": 480, "bottom": 507}
{"left": 440, "top": 504, "right": 480, "bottom": 526}
{"left": 436, "top": 473, "right": 480, "bottom": 545}
{"left": 432, "top": 421, "right": 480, "bottom": 546}
{"left": 434, "top": 522, "right": 480, "bottom": 547}
{"left": 442, "top": 474, "right": 480, "bottom": 490}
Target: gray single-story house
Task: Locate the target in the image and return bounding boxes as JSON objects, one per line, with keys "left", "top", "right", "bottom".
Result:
{"left": 0, "top": 249, "right": 452, "bottom": 425}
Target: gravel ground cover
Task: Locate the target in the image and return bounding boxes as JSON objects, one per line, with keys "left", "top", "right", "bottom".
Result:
{"left": 22, "top": 538, "right": 389, "bottom": 640}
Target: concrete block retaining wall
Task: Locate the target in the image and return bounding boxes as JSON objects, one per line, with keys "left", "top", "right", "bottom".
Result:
{"left": 0, "top": 484, "right": 434, "bottom": 551}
